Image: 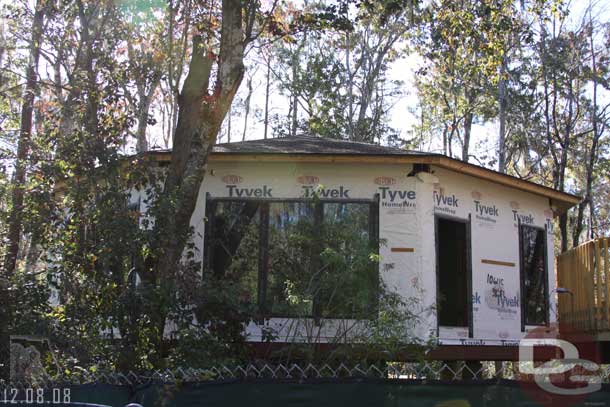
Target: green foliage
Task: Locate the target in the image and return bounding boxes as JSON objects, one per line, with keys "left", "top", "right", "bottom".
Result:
{"left": 168, "top": 275, "right": 256, "bottom": 368}
{"left": 270, "top": 1, "right": 410, "bottom": 145}
{"left": 4, "top": 0, "right": 608, "bottom": 380}
{"left": 413, "top": 0, "right": 520, "bottom": 159}
{"left": 205, "top": 196, "right": 433, "bottom": 364}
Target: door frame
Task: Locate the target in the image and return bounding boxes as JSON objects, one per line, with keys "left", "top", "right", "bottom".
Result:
{"left": 518, "top": 222, "right": 550, "bottom": 331}
{"left": 434, "top": 213, "right": 473, "bottom": 338}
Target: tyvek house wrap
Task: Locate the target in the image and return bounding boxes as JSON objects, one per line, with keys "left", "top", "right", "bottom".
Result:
{"left": 181, "top": 159, "right": 556, "bottom": 346}
{"left": 431, "top": 167, "right": 556, "bottom": 346}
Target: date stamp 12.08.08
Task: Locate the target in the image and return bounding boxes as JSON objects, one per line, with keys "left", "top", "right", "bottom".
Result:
{"left": 1, "top": 388, "right": 71, "bottom": 404}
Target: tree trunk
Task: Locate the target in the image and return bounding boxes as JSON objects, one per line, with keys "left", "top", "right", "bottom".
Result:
{"left": 573, "top": 198, "right": 587, "bottom": 248}
{"left": 497, "top": 56, "right": 508, "bottom": 173}
{"left": 442, "top": 124, "right": 448, "bottom": 156}
{"left": 346, "top": 30, "right": 354, "bottom": 140}
{"left": 0, "top": 0, "right": 45, "bottom": 381}
{"left": 136, "top": 96, "right": 151, "bottom": 152}
{"left": 462, "top": 111, "right": 473, "bottom": 162}
{"left": 242, "top": 72, "right": 254, "bottom": 141}
{"left": 0, "top": 23, "right": 5, "bottom": 88}
{"left": 227, "top": 105, "right": 232, "bottom": 142}
{"left": 135, "top": 74, "right": 161, "bottom": 153}
{"left": 290, "top": 78, "right": 298, "bottom": 137}
{"left": 560, "top": 213, "right": 569, "bottom": 253}
{"left": 4, "top": 0, "right": 45, "bottom": 275}
{"left": 574, "top": 12, "right": 600, "bottom": 244}
{"left": 149, "top": 0, "right": 245, "bottom": 359}
{"left": 263, "top": 52, "right": 271, "bottom": 139}
{"left": 557, "top": 80, "right": 574, "bottom": 252}
{"left": 289, "top": 36, "right": 306, "bottom": 137}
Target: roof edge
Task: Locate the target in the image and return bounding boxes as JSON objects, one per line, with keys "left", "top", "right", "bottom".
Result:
{"left": 433, "top": 156, "right": 580, "bottom": 215}
{"left": 147, "top": 150, "right": 581, "bottom": 214}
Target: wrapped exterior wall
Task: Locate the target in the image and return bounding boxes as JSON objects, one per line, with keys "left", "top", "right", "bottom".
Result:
{"left": 133, "top": 159, "right": 556, "bottom": 347}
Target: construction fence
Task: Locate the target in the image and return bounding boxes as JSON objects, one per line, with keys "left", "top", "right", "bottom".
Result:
{"left": 4, "top": 362, "right": 610, "bottom": 406}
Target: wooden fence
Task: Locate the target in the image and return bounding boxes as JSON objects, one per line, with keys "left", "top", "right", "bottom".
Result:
{"left": 557, "top": 237, "right": 610, "bottom": 332}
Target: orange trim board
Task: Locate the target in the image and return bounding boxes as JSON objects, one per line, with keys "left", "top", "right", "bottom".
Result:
{"left": 391, "top": 247, "right": 415, "bottom": 253}
{"left": 481, "top": 259, "right": 515, "bottom": 267}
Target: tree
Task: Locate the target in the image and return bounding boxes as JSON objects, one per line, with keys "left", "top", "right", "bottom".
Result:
{"left": 0, "top": 0, "right": 46, "bottom": 379}
{"left": 142, "top": 0, "right": 256, "bottom": 362}
{"left": 269, "top": 0, "right": 411, "bottom": 144}
{"left": 571, "top": 8, "right": 610, "bottom": 246}
{"left": 494, "top": 2, "right": 610, "bottom": 250}
{"left": 414, "top": 0, "right": 519, "bottom": 161}
{"left": 120, "top": 1, "right": 168, "bottom": 152}
{"left": 3, "top": 0, "right": 46, "bottom": 276}
{"left": 532, "top": 8, "right": 592, "bottom": 252}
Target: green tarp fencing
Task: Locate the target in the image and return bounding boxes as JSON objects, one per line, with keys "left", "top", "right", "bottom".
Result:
{"left": 41, "top": 380, "right": 610, "bottom": 407}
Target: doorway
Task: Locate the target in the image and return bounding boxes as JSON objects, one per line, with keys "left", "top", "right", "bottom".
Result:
{"left": 436, "top": 216, "right": 471, "bottom": 332}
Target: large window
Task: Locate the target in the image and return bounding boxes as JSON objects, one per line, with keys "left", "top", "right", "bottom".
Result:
{"left": 204, "top": 197, "right": 379, "bottom": 319}
{"left": 519, "top": 225, "right": 548, "bottom": 326}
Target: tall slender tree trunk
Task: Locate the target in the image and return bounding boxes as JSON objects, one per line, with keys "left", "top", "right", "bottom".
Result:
{"left": 558, "top": 81, "right": 574, "bottom": 252}
{"left": 462, "top": 111, "right": 473, "bottom": 162}
{"left": 263, "top": 53, "right": 271, "bottom": 139}
{"left": 346, "top": 30, "right": 354, "bottom": 140}
{"left": 134, "top": 70, "right": 161, "bottom": 152}
{"left": 4, "top": 0, "right": 45, "bottom": 275}
{"left": 290, "top": 71, "right": 298, "bottom": 137}
{"left": 148, "top": 0, "right": 246, "bottom": 360}
{"left": 0, "top": 22, "right": 5, "bottom": 88}
{"left": 497, "top": 55, "right": 508, "bottom": 173}
{"left": 573, "top": 12, "right": 601, "bottom": 245}
{"left": 586, "top": 11, "right": 599, "bottom": 243}
{"left": 442, "top": 125, "right": 448, "bottom": 156}
{"left": 0, "top": 0, "right": 45, "bottom": 381}
{"left": 135, "top": 87, "right": 155, "bottom": 152}
{"left": 227, "top": 105, "right": 232, "bottom": 143}
{"left": 289, "top": 35, "right": 306, "bottom": 137}
{"left": 242, "top": 72, "right": 254, "bottom": 141}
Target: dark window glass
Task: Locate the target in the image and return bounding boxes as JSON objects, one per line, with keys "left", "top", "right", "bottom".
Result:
{"left": 205, "top": 198, "right": 379, "bottom": 319}
{"left": 318, "top": 203, "right": 378, "bottom": 318}
{"left": 266, "top": 202, "right": 316, "bottom": 317}
{"left": 207, "top": 201, "right": 261, "bottom": 304}
{"left": 520, "top": 225, "right": 548, "bottom": 325}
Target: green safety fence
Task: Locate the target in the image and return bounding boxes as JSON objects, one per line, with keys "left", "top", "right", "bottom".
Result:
{"left": 33, "top": 379, "right": 610, "bottom": 407}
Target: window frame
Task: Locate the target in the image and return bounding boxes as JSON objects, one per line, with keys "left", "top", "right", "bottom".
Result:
{"left": 204, "top": 193, "right": 380, "bottom": 320}
{"left": 518, "top": 223, "right": 550, "bottom": 329}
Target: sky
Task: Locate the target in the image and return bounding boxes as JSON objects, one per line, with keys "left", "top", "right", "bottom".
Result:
{"left": 3, "top": 0, "right": 606, "bottom": 174}
{"left": 387, "top": 0, "right": 610, "bottom": 164}
{"left": 142, "top": 0, "right": 605, "bottom": 173}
